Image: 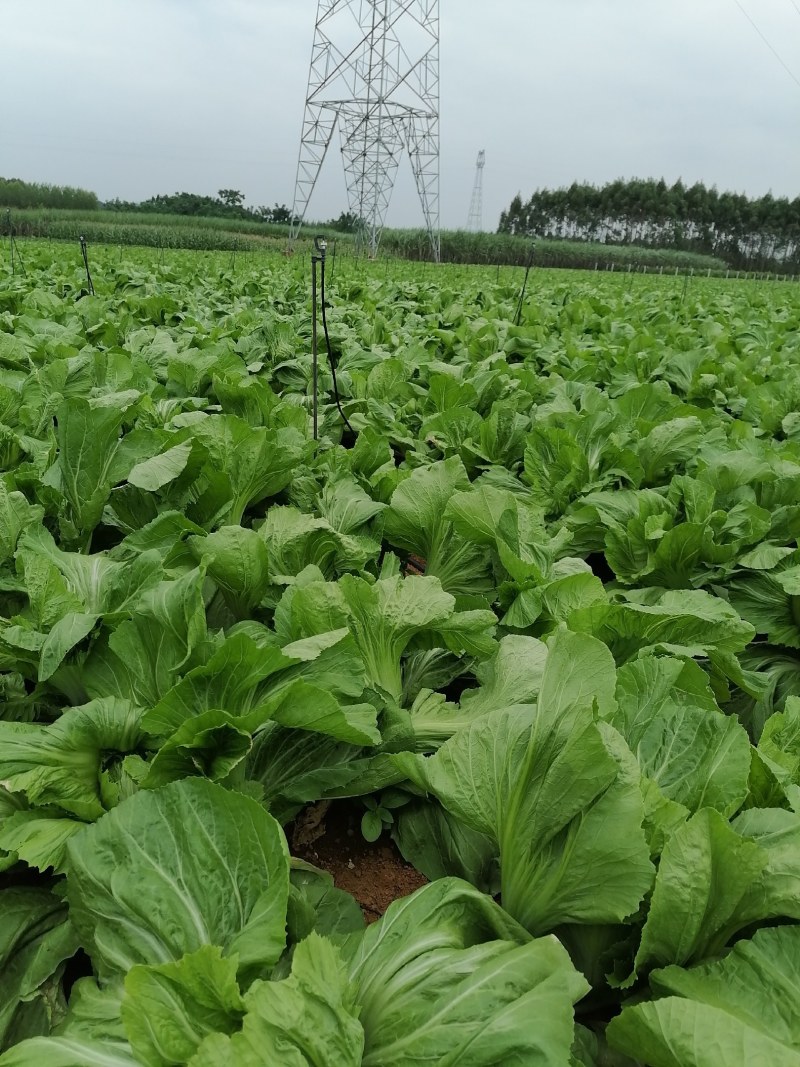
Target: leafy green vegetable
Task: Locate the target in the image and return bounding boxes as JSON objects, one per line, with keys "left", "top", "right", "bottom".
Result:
{"left": 396, "top": 630, "right": 654, "bottom": 934}
{"left": 66, "top": 779, "right": 290, "bottom": 983}
{"left": 342, "top": 878, "right": 589, "bottom": 1066}
{"left": 3, "top": 245, "right": 800, "bottom": 1067}
{"left": 0, "top": 888, "right": 78, "bottom": 1052}
{"left": 609, "top": 925, "right": 800, "bottom": 1067}
{"left": 190, "top": 934, "right": 363, "bottom": 1067}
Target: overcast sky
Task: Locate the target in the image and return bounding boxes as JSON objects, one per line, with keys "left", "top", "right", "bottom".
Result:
{"left": 2, "top": 0, "right": 799, "bottom": 229}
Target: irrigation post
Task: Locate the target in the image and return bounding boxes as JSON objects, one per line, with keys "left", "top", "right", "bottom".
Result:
{"left": 311, "top": 236, "right": 327, "bottom": 441}
{"left": 79, "top": 236, "right": 95, "bottom": 295}
{"left": 514, "top": 242, "right": 536, "bottom": 326}
{"left": 5, "top": 211, "right": 26, "bottom": 277}
{"left": 680, "top": 271, "right": 690, "bottom": 304}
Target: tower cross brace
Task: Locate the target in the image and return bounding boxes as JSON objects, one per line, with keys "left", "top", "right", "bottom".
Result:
{"left": 289, "top": 0, "right": 440, "bottom": 261}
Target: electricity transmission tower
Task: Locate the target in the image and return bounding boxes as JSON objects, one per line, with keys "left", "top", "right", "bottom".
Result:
{"left": 289, "top": 0, "right": 440, "bottom": 261}
{"left": 466, "top": 149, "right": 485, "bottom": 231}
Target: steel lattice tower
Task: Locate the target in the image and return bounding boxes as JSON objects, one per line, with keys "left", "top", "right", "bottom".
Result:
{"left": 289, "top": 0, "right": 440, "bottom": 261}
{"left": 466, "top": 149, "right": 485, "bottom": 232}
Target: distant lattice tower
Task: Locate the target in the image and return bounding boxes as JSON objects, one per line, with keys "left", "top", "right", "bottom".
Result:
{"left": 289, "top": 0, "right": 440, "bottom": 261}
{"left": 466, "top": 150, "right": 485, "bottom": 232}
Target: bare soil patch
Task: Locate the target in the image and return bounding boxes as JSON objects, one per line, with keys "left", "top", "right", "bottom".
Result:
{"left": 291, "top": 800, "right": 427, "bottom": 923}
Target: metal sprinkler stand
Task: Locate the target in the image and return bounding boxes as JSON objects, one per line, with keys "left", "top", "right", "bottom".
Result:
{"left": 514, "top": 241, "right": 536, "bottom": 327}
{"left": 5, "top": 211, "right": 26, "bottom": 277}
{"left": 79, "top": 235, "right": 95, "bottom": 296}
{"left": 311, "top": 235, "right": 328, "bottom": 441}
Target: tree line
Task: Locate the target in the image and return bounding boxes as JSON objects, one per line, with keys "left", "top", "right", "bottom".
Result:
{"left": 0, "top": 180, "right": 300, "bottom": 226}
{"left": 104, "top": 189, "right": 296, "bottom": 225}
{"left": 2, "top": 175, "right": 366, "bottom": 234}
{"left": 499, "top": 178, "right": 800, "bottom": 272}
{"left": 104, "top": 191, "right": 357, "bottom": 231}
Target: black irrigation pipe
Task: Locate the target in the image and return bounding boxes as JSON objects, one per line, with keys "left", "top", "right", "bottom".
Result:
{"left": 311, "top": 235, "right": 354, "bottom": 441}
{"left": 514, "top": 242, "right": 536, "bottom": 326}
{"left": 79, "top": 235, "right": 95, "bottom": 295}
{"left": 328, "top": 237, "right": 337, "bottom": 282}
{"left": 6, "top": 211, "right": 27, "bottom": 277}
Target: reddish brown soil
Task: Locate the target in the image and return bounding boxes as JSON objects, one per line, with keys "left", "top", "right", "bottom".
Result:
{"left": 291, "top": 801, "right": 427, "bottom": 923}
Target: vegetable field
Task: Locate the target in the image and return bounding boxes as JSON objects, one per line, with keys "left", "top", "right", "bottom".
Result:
{"left": 1, "top": 242, "right": 800, "bottom": 1066}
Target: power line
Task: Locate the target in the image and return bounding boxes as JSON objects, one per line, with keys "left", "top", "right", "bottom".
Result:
{"left": 790, "top": 0, "right": 800, "bottom": 18}
{"left": 732, "top": 0, "right": 800, "bottom": 92}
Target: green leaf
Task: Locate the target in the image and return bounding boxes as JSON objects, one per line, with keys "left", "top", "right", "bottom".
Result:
{"left": 288, "top": 865, "right": 365, "bottom": 938}
{"left": 82, "top": 568, "right": 208, "bottom": 708}
{"left": 39, "top": 613, "right": 99, "bottom": 682}
{"left": 0, "top": 482, "right": 44, "bottom": 564}
{"left": 524, "top": 424, "right": 591, "bottom": 514}
{"left": 126, "top": 440, "right": 192, "bottom": 491}
{"left": 142, "top": 632, "right": 378, "bottom": 746}
{"left": 342, "top": 878, "right": 588, "bottom": 1067}
{"left": 258, "top": 507, "right": 341, "bottom": 579}
{"left": 190, "top": 934, "right": 364, "bottom": 1067}
{"left": 0, "top": 699, "right": 142, "bottom": 820}
{"left": 445, "top": 483, "right": 519, "bottom": 546}
{"left": 733, "top": 806, "right": 800, "bottom": 925}
{"left": 188, "top": 526, "right": 271, "bottom": 616}
{"left": 460, "top": 631, "right": 550, "bottom": 717}
{"left": 383, "top": 457, "right": 492, "bottom": 596}
{"left": 629, "top": 808, "right": 767, "bottom": 981}
{"left": 122, "top": 946, "right": 244, "bottom": 1067}
{"left": 569, "top": 588, "right": 754, "bottom": 665}
{"left": 16, "top": 527, "right": 162, "bottom": 623}
{"left": 0, "top": 888, "right": 79, "bottom": 1053}
{"left": 396, "top": 631, "right": 653, "bottom": 935}
{"left": 141, "top": 711, "right": 254, "bottom": 788}
{"left": 66, "top": 779, "right": 290, "bottom": 984}
{"left": 361, "top": 809, "right": 383, "bottom": 842}
{"left": 267, "top": 681, "right": 380, "bottom": 745}
{"left": 51, "top": 396, "right": 129, "bottom": 547}
{"left": 635, "top": 416, "right": 704, "bottom": 484}
{"left": 141, "top": 633, "right": 296, "bottom": 737}
{"left": 0, "top": 1038, "right": 138, "bottom": 1066}
{"left": 613, "top": 657, "right": 751, "bottom": 816}
{"left": 192, "top": 415, "right": 309, "bottom": 525}
{"left": 246, "top": 725, "right": 368, "bottom": 822}
{"left": 337, "top": 573, "right": 495, "bottom": 704}
{"left": 0, "top": 811, "right": 84, "bottom": 874}
{"left": 609, "top": 925, "right": 800, "bottom": 1067}
{"left": 394, "top": 801, "right": 499, "bottom": 895}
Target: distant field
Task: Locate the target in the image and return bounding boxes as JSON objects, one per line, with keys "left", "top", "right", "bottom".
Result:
{"left": 0, "top": 207, "right": 733, "bottom": 273}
